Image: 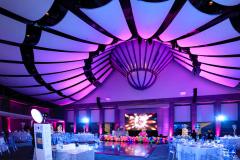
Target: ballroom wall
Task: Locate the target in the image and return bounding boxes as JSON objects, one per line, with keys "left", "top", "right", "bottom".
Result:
{"left": 65, "top": 101, "right": 240, "bottom": 136}
{"left": 80, "top": 61, "right": 239, "bottom": 103}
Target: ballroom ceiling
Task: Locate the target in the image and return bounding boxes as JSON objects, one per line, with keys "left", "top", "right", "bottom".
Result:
{"left": 0, "top": 0, "right": 239, "bottom": 105}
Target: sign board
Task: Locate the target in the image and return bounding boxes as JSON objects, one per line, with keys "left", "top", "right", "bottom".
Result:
{"left": 34, "top": 123, "right": 52, "bottom": 160}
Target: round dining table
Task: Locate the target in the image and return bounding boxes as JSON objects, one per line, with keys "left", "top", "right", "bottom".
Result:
{"left": 176, "top": 143, "right": 222, "bottom": 160}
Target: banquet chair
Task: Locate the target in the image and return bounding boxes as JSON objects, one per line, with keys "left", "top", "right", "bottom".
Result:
{"left": 168, "top": 143, "right": 176, "bottom": 160}
{"left": 181, "top": 151, "right": 196, "bottom": 160}
{"left": 8, "top": 135, "right": 17, "bottom": 152}
{"left": 0, "top": 143, "right": 10, "bottom": 155}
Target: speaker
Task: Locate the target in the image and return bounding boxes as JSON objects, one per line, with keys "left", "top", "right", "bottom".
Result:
{"left": 193, "top": 88, "right": 197, "bottom": 103}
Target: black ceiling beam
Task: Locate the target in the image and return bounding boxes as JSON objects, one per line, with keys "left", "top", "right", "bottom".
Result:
{"left": 119, "top": 0, "right": 138, "bottom": 39}
{"left": 230, "top": 11, "right": 240, "bottom": 33}
{"left": 83, "top": 50, "right": 103, "bottom": 88}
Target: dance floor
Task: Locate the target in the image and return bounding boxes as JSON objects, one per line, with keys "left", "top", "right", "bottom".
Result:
{"left": 0, "top": 143, "right": 169, "bottom": 160}
{"left": 94, "top": 142, "right": 156, "bottom": 157}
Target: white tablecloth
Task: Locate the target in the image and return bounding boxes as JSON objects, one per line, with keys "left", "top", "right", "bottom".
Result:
{"left": 0, "top": 137, "right": 5, "bottom": 145}
{"left": 177, "top": 143, "right": 221, "bottom": 160}
{"left": 74, "top": 133, "right": 94, "bottom": 142}
{"left": 220, "top": 137, "right": 240, "bottom": 150}
{"left": 53, "top": 144, "right": 94, "bottom": 160}
{"left": 0, "top": 136, "right": 9, "bottom": 153}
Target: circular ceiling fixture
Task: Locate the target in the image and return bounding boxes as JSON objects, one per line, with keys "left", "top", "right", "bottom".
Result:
{"left": 111, "top": 39, "right": 173, "bottom": 90}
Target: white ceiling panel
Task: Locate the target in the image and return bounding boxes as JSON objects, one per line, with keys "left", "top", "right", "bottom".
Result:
{"left": 51, "top": 12, "right": 113, "bottom": 44}
{"left": 201, "top": 64, "right": 240, "bottom": 78}
{"left": 0, "top": 15, "right": 26, "bottom": 43}
{"left": 37, "top": 31, "right": 98, "bottom": 52}
{"left": 33, "top": 93, "right": 62, "bottom": 101}
{"left": 0, "top": 76, "right": 39, "bottom": 87}
{"left": 190, "top": 41, "right": 240, "bottom": 56}
{"left": 81, "top": 1, "right": 132, "bottom": 40}
{"left": 61, "top": 80, "right": 91, "bottom": 96}
{"left": 12, "top": 86, "right": 50, "bottom": 95}
{"left": 34, "top": 49, "right": 89, "bottom": 62}
{"left": 178, "top": 19, "right": 240, "bottom": 47}
{"left": 199, "top": 57, "right": 240, "bottom": 68}
{"left": 0, "top": 43, "right": 22, "bottom": 61}
{"left": 41, "top": 68, "right": 84, "bottom": 83}
{"left": 213, "top": 0, "right": 240, "bottom": 6}
{"left": 0, "top": 0, "right": 54, "bottom": 21}
{"left": 0, "top": 63, "right": 28, "bottom": 75}
{"left": 51, "top": 74, "right": 86, "bottom": 91}
{"left": 131, "top": 0, "right": 174, "bottom": 39}
{"left": 36, "top": 61, "right": 85, "bottom": 74}
{"left": 71, "top": 85, "right": 96, "bottom": 100}
{"left": 53, "top": 98, "right": 75, "bottom": 106}
{"left": 160, "top": 1, "right": 217, "bottom": 41}
{"left": 200, "top": 71, "right": 239, "bottom": 87}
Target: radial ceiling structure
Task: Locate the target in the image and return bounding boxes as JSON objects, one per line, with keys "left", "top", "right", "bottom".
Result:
{"left": 0, "top": 0, "right": 239, "bottom": 105}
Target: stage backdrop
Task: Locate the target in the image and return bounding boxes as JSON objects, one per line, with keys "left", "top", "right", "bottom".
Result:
{"left": 119, "top": 105, "right": 169, "bottom": 136}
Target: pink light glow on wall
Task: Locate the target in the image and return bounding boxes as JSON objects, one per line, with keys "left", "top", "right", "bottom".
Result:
{"left": 216, "top": 122, "right": 221, "bottom": 137}
{"left": 7, "top": 117, "right": 11, "bottom": 132}
{"left": 99, "top": 124, "right": 103, "bottom": 135}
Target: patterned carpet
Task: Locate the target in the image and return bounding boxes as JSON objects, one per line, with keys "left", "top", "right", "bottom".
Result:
{"left": 95, "top": 144, "right": 169, "bottom": 160}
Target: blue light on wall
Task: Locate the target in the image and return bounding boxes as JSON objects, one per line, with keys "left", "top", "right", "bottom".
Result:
{"left": 81, "top": 117, "right": 90, "bottom": 124}
{"left": 216, "top": 115, "right": 227, "bottom": 122}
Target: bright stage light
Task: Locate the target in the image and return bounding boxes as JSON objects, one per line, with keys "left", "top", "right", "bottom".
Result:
{"left": 81, "top": 117, "right": 90, "bottom": 124}
{"left": 31, "top": 109, "right": 43, "bottom": 123}
{"left": 216, "top": 115, "right": 226, "bottom": 121}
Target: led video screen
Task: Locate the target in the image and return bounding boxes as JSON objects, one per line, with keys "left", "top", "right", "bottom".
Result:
{"left": 125, "top": 113, "right": 157, "bottom": 131}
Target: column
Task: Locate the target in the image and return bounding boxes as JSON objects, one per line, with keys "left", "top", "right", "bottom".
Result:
{"left": 114, "top": 106, "right": 120, "bottom": 130}
{"left": 238, "top": 103, "right": 240, "bottom": 121}
{"left": 62, "top": 121, "right": 66, "bottom": 133}
{"left": 191, "top": 103, "right": 197, "bottom": 130}
{"left": 7, "top": 117, "right": 11, "bottom": 132}
{"left": 169, "top": 103, "right": 174, "bottom": 137}
{"left": 86, "top": 109, "right": 91, "bottom": 132}
{"left": 73, "top": 109, "right": 78, "bottom": 133}
{"left": 214, "top": 101, "right": 221, "bottom": 137}
{"left": 99, "top": 108, "right": 104, "bottom": 135}
{"left": 53, "top": 121, "right": 57, "bottom": 131}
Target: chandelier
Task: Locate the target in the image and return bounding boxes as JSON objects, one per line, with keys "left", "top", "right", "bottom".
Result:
{"left": 111, "top": 39, "right": 172, "bottom": 90}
